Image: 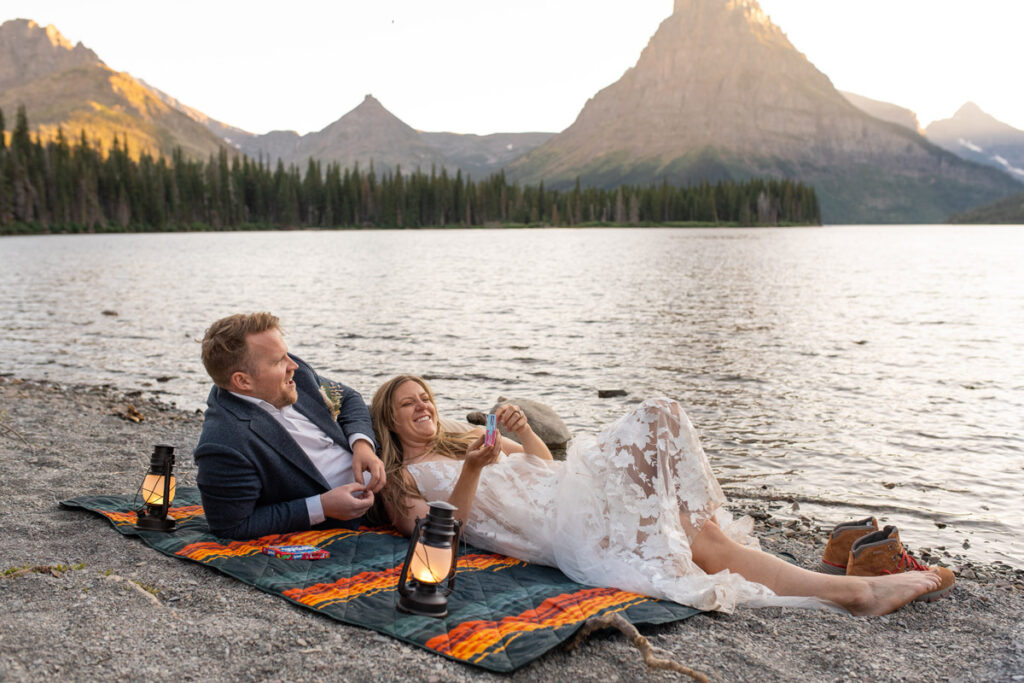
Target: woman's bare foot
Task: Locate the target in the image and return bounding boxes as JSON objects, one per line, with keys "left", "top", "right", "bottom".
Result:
{"left": 840, "top": 569, "right": 943, "bottom": 616}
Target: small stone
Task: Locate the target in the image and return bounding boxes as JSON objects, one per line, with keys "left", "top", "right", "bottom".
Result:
{"left": 597, "top": 389, "right": 628, "bottom": 398}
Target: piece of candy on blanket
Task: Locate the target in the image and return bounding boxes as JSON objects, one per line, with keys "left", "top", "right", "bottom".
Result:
{"left": 262, "top": 544, "right": 330, "bottom": 560}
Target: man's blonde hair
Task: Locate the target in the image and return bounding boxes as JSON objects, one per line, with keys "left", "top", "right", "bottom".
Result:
{"left": 201, "top": 312, "right": 281, "bottom": 388}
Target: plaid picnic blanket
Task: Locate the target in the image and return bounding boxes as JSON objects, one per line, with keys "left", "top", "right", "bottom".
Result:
{"left": 61, "top": 487, "right": 700, "bottom": 672}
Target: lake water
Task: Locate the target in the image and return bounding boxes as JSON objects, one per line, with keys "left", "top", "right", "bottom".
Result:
{"left": 1, "top": 226, "right": 1022, "bottom": 567}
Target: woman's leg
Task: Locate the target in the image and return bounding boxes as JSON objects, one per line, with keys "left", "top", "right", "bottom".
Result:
{"left": 605, "top": 398, "right": 939, "bottom": 615}
{"left": 688, "top": 520, "right": 942, "bottom": 616}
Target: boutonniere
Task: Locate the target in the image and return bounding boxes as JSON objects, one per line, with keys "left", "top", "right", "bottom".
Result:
{"left": 320, "top": 383, "right": 341, "bottom": 420}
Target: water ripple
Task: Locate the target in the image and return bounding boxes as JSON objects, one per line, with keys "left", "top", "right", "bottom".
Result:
{"left": 1, "top": 226, "right": 1022, "bottom": 566}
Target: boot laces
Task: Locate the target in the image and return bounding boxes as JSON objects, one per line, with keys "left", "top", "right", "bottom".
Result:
{"left": 893, "top": 548, "right": 928, "bottom": 572}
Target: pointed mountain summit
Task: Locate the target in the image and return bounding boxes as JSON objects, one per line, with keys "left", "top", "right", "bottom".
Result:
{"left": 926, "top": 103, "right": 1024, "bottom": 182}
{"left": 239, "top": 95, "right": 452, "bottom": 174}
{"left": 0, "top": 18, "right": 230, "bottom": 160}
{"left": 0, "top": 19, "right": 100, "bottom": 90}
{"left": 293, "top": 94, "right": 449, "bottom": 172}
{"left": 508, "top": 0, "right": 1019, "bottom": 222}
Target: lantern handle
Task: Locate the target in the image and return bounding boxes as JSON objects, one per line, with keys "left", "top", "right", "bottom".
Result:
{"left": 396, "top": 516, "right": 426, "bottom": 598}
{"left": 441, "top": 518, "right": 464, "bottom": 596}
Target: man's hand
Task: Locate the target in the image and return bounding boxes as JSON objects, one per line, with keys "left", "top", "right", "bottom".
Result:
{"left": 321, "top": 482, "right": 374, "bottom": 520}
{"left": 351, "top": 439, "right": 386, "bottom": 493}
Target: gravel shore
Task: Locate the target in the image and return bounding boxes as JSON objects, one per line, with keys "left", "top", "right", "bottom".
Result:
{"left": 1, "top": 377, "right": 1021, "bottom": 682}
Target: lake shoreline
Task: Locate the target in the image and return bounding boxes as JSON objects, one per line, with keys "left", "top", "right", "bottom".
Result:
{"left": 0, "top": 219, "right": 822, "bottom": 237}
{"left": 1, "top": 376, "right": 1021, "bottom": 681}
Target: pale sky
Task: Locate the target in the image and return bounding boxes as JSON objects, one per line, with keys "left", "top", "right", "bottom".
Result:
{"left": 3, "top": 1, "right": 1022, "bottom": 136}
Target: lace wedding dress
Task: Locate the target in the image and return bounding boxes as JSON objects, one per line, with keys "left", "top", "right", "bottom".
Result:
{"left": 408, "top": 398, "right": 825, "bottom": 612}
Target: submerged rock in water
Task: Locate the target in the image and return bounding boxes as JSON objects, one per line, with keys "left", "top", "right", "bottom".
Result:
{"left": 597, "top": 389, "right": 628, "bottom": 398}
{"left": 467, "top": 396, "right": 572, "bottom": 458}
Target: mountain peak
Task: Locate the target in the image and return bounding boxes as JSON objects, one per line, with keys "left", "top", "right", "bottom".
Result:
{"left": 952, "top": 101, "right": 991, "bottom": 122}
{"left": 289, "top": 93, "right": 447, "bottom": 172}
{"left": 0, "top": 18, "right": 101, "bottom": 91}
{"left": 330, "top": 94, "right": 409, "bottom": 132}
{"left": 510, "top": 0, "right": 1019, "bottom": 222}
{"left": 670, "top": 0, "right": 788, "bottom": 46}
{"left": 42, "top": 22, "right": 73, "bottom": 50}
{"left": 511, "top": 0, "right": 840, "bottom": 178}
{"left": 354, "top": 93, "right": 387, "bottom": 112}
{"left": 925, "top": 102, "right": 1024, "bottom": 178}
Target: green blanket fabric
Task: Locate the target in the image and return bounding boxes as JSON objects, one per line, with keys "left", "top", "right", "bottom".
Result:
{"left": 61, "top": 487, "right": 700, "bottom": 672}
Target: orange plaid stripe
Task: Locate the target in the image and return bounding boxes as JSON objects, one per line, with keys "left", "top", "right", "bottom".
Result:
{"left": 283, "top": 553, "right": 525, "bottom": 608}
{"left": 427, "top": 587, "right": 647, "bottom": 662}
{"left": 99, "top": 504, "right": 206, "bottom": 526}
{"left": 176, "top": 528, "right": 354, "bottom": 562}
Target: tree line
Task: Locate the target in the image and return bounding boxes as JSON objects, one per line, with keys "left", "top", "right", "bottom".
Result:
{"left": 0, "top": 106, "right": 820, "bottom": 234}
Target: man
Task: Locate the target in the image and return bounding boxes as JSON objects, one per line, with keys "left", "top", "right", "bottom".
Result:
{"left": 194, "top": 312, "right": 385, "bottom": 539}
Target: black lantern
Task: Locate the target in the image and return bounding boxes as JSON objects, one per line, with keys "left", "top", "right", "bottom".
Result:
{"left": 397, "top": 501, "right": 462, "bottom": 617}
{"left": 135, "top": 444, "right": 177, "bottom": 531}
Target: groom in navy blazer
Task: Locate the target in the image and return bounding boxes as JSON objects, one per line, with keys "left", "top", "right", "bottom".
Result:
{"left": 194, "top": 313, "right": 385, "bottom": 539}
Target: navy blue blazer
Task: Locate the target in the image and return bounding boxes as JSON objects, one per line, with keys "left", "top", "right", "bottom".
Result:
{"left": 194, "top": 355, "right": 375, "bottom": 539}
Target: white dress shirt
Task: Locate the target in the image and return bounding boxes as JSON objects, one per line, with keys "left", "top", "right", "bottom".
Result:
{"left": 231, "top": 392, "right": 373, "bottom": 525}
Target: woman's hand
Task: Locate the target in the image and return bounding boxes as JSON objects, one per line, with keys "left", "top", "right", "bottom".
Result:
{"left": 495, "top": 402, "right": 554, "bottom": 461}
{"left": 496, "top": 403, "right": 531, "bottom": 437}
{"left": 463, "top": 433, "right": 502, "bottom": 470}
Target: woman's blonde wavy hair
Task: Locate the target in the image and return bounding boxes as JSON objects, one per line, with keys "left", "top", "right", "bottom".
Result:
{"left": 370, "top": 375, "right": 477, "bottom": 524}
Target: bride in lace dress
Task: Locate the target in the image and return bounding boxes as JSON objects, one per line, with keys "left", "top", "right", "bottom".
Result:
{"left": 371, "top": 375, "right": 940, "bottom": 615}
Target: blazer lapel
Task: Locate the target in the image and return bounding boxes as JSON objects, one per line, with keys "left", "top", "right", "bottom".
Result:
{"left": 293, "top": 383, "right": 348, "bottom": 444}
{"left": 290, "top": 368, "right": 350, "bottom": 444}
{"left": 217, "top": 388, "right": 330, "bottom": 490}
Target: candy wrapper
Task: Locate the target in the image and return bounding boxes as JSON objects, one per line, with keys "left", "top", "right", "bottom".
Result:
{"left": 262, "top": 544, "right": 330, "bottom": 560}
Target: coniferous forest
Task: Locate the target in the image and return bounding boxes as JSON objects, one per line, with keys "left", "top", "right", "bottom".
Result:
{"left": 0, "top": 106, "right": 821, "bottom": 234}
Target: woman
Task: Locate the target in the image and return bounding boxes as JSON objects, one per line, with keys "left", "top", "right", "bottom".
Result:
{"left": 371, "top": 375, "right": 942, "bottom": 615}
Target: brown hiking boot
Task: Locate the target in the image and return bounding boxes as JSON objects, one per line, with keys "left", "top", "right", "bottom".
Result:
{"left": 817, "top": 517, "right": 879, "bottom": 574}
{"left": 847, "top": 525, "right": 955, "bottom": 602}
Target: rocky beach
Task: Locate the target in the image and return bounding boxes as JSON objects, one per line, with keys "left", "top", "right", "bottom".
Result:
{"left": 1, "top": 376, "right": 1022, "bottom": 682}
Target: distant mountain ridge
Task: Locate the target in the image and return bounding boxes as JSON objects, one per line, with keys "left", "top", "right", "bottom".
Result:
{"left": 506, "top": 0, "right": 1020, "bottom": 223}
{"left": 140, "top": 81, "right": 555, "bottom": 178}
{"left": 949, "top": 189, "right": 1024, "bottom": 224}
{"left": 840, "top": 91, "right": 923, "bottom": 134}
{"left": 3, "top": 11, "right": 1022, "bottom": 224}
{"left": 230, "top": 95, "right": 554, "bottom": 178}
{"left": 0, "top": 19, "right": 230, "bottom": 160}
{"left": 926, "top": 103, "right": 1024, "bottom": 182}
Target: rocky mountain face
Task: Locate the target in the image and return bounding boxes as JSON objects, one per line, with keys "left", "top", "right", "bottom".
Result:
{"left": 278, "top": 94, "right": 449, "bottom": 173}
{"left": 507, "top": 0, "right": 1020, "bottom": 223}
{"left": 0, "top": 19, "right": 230, "bottom": 160}
{"left": 926, "top": 103, "right": 1024, "bottom": 183}
{"left": 0, "top": 18, "right": 99, "bottom": 89}
{"left": 841, "top": 91, "right": 923, "bottom": 134}
{"left": 140, "top": 78, "right": 255, "bottom": 150}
